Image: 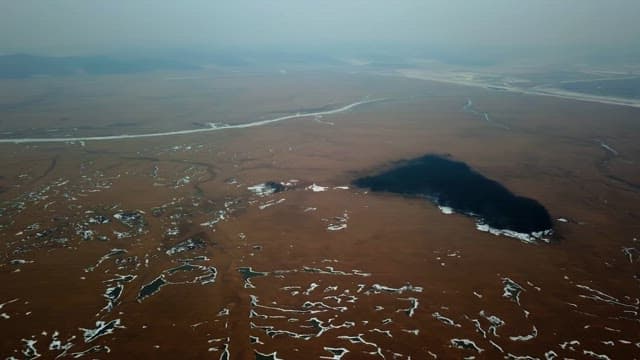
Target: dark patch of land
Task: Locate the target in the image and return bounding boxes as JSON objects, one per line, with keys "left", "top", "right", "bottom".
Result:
{"left": 354, "top": 154, "right": 553, "bottom": 234}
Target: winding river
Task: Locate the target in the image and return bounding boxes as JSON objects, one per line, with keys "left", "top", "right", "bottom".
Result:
{"left": 0, "top": 99, "right": 383, "bottom": 144}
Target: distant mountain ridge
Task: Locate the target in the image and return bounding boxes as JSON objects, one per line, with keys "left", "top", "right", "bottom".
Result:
{"left": 0, "top": 54, "right": 199, "bottom": 78}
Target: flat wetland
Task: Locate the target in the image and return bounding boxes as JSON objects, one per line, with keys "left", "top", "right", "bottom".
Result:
{"left": 0, "top": 70, "right": 639, "bottom": 359}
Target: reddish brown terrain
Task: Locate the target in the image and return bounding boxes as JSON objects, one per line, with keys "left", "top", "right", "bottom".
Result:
{"left": 0, "top": 71, "right": 639, "bottom": 359}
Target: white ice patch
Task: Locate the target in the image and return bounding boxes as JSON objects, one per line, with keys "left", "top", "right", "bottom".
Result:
{"left": 432, "top": 312, "right": 461, "bottom": 327}
{"left": 84, "top": 248, "right": 127, "bottom": 272}
{"left": 337, "top": 335, "right": 384, "bottom": 357}
{"left": 505, "top": 353, "right": 541, "bottom": 360}
{"left": 583, "top": 350, "right": 612, "bottom": 360}
{"left": 438, "top": 206, "right": 454, "bottom": 215}
{"left": 326, "top": 211, "right": 349, "bottom": 231}
{"left": 502, "top": 278, "right": 525, "bottom": 305}
{"left": 397, "top": 297, "right": 419, "bottom": 317}
{"left": 70, "top": 345, "right": 111, "bottom": 358}
{"left": 545, "top": 350, "right": 558, "bottom": 360}
{"left": 597, "top": 140, "right": 619, "bottom": 156}
{"left": 165, "top": 228, "right": 180, "bottom": 236}
{"left": 476, "top": 223, "right": 552, "bottom": 243}
{"left": 560, "top": 340, "right": 581, "bottom": 351}
{"left": 622, "top": 247, "right": 638, "bottom": 263}
{"left": 450, "top": 338, "right": 483, "bottom": 353}
{"left": 304, "top": 282, "right": 320, "bottom": 296}
{"left": 576, "top": 284, "right": 638, "bottom": 310}
{"left": 307, "top": 184, "right": 328, "bottom": 192}
{"left": 174, "top": 176, "right": 191, "bottom": 187}
{"left": 402, "top": 329, "right": 420, "bottom": 336}
{"left": 253, "top": 351, "right": 284, "bottom": 360}
{"left": 21, "top": 339, "right": 41, "bottom": 359}
{"left": 366, "top": 284, "right": 423, "bottom": 294}
{"left": 320, "top": 347, "right": 349, "bottom": 360}
{"left": 206, "top": 122, "right": 230, "bottom": 129}
{"left": 479, "top": 310, "right": 505, "bottom": 336}
{"left": 280, "top": 179, "right": 299, "bottom": 187}
{"left": 327, "top": 223, "right": 347, "bottom": 231}
{"left": 200, "top": 210, "right": 227, "bottom": 228}
{"left": 248, "top": 183, "right": 273, "bottom": 197}
{"left": 509, "top": 325, "right": 538, "bottom": 341}
{"left": 0, "top": 298, "right": 19, "bottom": 312}
{"left": 369, "top": 328, "right": 393, "bottom": 337}
{"left": 247, "top": 182, "right": 284, "bottom": 197}
{"left": 259, "top": 198, "right": 286, "bottom": 210}
{"left": 80, "top": 319, "right": 125, "bottom": 343}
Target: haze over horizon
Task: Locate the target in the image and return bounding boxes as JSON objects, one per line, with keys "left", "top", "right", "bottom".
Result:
{"left": 2, "top": 0, "right": 640, "bottom": 65}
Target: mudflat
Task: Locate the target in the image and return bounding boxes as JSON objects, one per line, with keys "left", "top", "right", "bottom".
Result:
{"left": 1, "top": 70, "right": 639, "bottom": 359}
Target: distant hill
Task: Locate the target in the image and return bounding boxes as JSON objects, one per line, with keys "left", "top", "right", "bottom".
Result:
{"left": 0, "top": 54, "right": 200, "bottom": 78}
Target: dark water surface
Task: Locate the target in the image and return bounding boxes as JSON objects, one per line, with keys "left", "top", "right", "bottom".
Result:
{"left": 354, "top": 155, "right": 553, "bottom": 234}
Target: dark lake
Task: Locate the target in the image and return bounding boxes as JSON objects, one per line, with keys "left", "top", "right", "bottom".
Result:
{"left": 353, "top": 154, "right": 553, "bottom": 235}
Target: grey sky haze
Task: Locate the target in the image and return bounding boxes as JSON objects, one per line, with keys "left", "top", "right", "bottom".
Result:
{"left": 1, "top": 0, "right": 639, "bottom": 56}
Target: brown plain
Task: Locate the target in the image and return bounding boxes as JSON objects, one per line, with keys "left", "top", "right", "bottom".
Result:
{"left": 0, "top": 70, "right": 638, "bottom": 359}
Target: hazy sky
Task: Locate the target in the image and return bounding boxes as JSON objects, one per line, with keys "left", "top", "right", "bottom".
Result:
{"left": 2, "top": 0, "right": 639, "bottom": 55}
